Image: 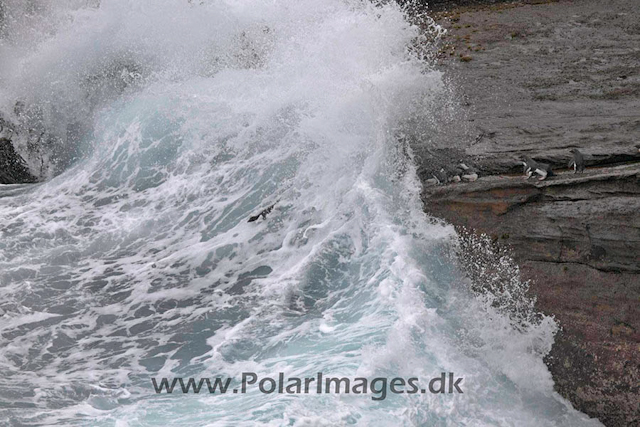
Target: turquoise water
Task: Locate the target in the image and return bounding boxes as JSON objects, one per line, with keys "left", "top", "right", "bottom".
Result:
{"left": 0, "top": 1, "right": 601, "bottom": 425}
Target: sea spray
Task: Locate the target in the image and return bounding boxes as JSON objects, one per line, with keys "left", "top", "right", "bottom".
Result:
{"left": 0, "top": 1, "right": 601, "bottom": 425}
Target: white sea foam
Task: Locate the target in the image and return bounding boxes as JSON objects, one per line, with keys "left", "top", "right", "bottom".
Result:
{"left": 0, "top": 0, "right": 601, "bottom": 425}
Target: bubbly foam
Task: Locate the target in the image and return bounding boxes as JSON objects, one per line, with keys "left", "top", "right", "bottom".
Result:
{"left": 0, "top": 1, "right": 601, "bottom": 425}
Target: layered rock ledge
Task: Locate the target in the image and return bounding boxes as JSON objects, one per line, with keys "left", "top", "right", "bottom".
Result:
{"left": 423, "top": 164, "right": 640, "bottom": 426}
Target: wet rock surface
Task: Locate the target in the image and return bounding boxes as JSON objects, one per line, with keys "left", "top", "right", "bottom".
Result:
{"left": 412, "top": 0, "right": 640, "bottom": 425}
{"left": 0, "top": 136, "right": 37, "bottom": 184}
{"left": 0, "top": 115, "right": 38, "bottom": 184}
{"left": 0, "top": 113, "right": 38, "bottom": 185}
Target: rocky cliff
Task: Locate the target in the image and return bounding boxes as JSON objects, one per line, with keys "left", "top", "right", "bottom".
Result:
{"left": 412, "top": 0, "right": 640, "bottom": 425}
{"left": 422, "top": 164, "right": 640, "bottom": 426}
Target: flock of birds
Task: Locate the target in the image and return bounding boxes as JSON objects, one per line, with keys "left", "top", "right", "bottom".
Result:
{"left": 425, "top": 162, "right": 479, "bottom": 186}
{"left": 426, "top": 148, "right": 588, "bottom": 186}
{"left": 521, "top": 148, "right": 585, "bottom": 181}
{"left": 247, "top": 145, "right": 636, "bottom": 221}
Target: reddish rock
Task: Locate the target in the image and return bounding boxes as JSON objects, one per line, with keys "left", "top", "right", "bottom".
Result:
{"left": 421, "top": 164, "right": 640, "bottom": 426}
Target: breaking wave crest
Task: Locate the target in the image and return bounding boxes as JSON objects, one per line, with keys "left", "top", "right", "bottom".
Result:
{"left": 0, "top": 1, "right": 600, "bottom": 425}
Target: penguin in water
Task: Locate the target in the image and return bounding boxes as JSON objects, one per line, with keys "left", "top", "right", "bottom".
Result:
{"left": 248, "top": 201, "right": 277, "bottom": 222}
{"left": 522, "top": 156, "right": 554, "bottom": 181}
{"left": 568, "top": 148, "right": 585, "bottom": 173}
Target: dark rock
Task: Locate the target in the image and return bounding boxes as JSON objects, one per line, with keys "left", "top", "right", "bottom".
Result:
{"left": 0, "top": 1, "right": 5, "bottom": 39}
{"left": 398, "top": 0, "right": 517, "bottom": 12}
{"left": 0, "top": 137, "right": 38, "bottom": 184}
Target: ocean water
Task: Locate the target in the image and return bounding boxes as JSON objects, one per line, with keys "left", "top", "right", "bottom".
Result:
{"left": 0, "top": 1, "right": 602, "bottom": 426}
